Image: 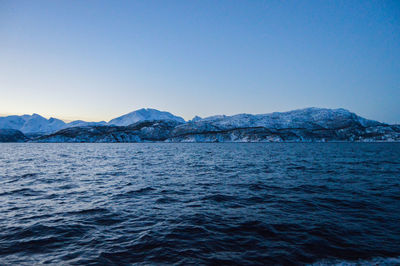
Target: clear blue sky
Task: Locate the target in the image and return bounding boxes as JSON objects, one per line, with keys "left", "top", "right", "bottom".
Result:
{"left": 0, "top": 0, "right": 399, "bottom": 123}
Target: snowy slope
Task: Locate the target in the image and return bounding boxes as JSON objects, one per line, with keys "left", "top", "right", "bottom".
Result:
{"left": 0, "top": 114, "right": 66, "bottom": 134}
{"left": 0, "top": 114, "right": 106, "bottom": 134}
{"left": 108, "top": 108, "right": 185, "bottom": 126}
{"left": 66, "top": 120, "right": 107, "bottom": 128}
{"left": 169, "top": 108, "right": 392, "bottom": 142}
{"left": 186, "top": 108, "right": 382, "bottom": 130}
{"left": 20, "top": 114, "right": 66, "bottom": 134}
{"left": 0, "top": 108, "right": 184, "bottom": 134}
{"left": 189, "top": 116, "right": 202, "bottom": 123}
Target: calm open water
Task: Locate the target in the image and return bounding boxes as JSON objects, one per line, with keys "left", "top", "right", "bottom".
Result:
{"left": 0, "top": 143, "right": 399, "bottom": 265}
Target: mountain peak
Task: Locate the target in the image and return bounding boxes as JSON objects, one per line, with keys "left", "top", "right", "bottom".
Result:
{"left": 108, "top": 108, "right": 185, "bottom": 126}
{"left": 190, "top": 116, "right": 202, "bottom": 122}
{"left": 31, "top": 113, "right": 44, "bottom": 118}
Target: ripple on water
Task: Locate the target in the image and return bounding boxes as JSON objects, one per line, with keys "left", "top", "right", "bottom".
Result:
{"left": 0, "top": 143, "right": 399, "bottom": 265}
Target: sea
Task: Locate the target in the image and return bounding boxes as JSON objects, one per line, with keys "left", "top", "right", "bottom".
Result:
{"left": 0, "top": 143, "right": 399, "bottom": 265}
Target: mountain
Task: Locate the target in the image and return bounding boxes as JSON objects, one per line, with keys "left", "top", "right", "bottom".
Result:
{"left": 0, "top": 114, "right": 66, "bottom": 135}
{"left": 0, "top": 129, "right": 28, "bottom": 142}
{"left": 186, "top": 108, "right": 381, "bottom": 130}
{"left": 189, "top": 116, "right": 202, "bottom": 123}
{"left": 37, "top": 120, "right": 183, "bottom": 143}
{"left": 33, "top": 108, "right": 400, "bottom": 143}
{"left": 0, "top": 114, "right": 104, "bottom": 135}
{"left": 108, "top": 108, "right": 185, "bottom": 126}
{"left": 169, "top": 108, "right": 396, "bottom": 142}
{"left": 169, "top": 108, "right": 381, "bottom": 142}
{"left": 0, "top": 108, "right": 182, "bottom": 135}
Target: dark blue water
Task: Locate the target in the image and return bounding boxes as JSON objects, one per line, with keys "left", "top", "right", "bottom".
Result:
{"left": 0, "top": 143, "right": 399, "bottom": 265}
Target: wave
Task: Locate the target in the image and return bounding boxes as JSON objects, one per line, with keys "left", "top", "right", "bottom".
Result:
{"left": 311, "top": 256, "right": 400, "bottom": 266}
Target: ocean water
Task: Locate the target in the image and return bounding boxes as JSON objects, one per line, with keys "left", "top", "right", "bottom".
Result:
{"left": 0, "top": 143, "right": 399, "bottom": 265}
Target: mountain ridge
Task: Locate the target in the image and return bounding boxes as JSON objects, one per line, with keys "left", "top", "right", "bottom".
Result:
{"left": 1, "top": 107, "right": 399, "bottom": 142}
{"left": 108, "top": 108, "right": 185, "bottom": 126}
{"left": 0, "top": 108, "right": 185, "bottom": 134}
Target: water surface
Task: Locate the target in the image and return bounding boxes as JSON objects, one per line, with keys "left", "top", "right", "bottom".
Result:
{"left": 0, "top": 143, "right": 399, "bottom": 265}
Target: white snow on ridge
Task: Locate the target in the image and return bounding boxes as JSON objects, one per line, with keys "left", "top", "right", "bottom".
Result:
{"left": 0, "top": 107, "right": 383, "bottom": 135}
{"left": 0, "top": 108, "right": 186, "bottom": 134}
{"left": 0, "top": 114, "right": 66, "bottom": 134}
{"left": 66, "top": 120, "right": 107, "bottom": 128}
{"left": 0, "top": 114, "right": 107, "bottom": 134}
{"left": 20, "top": 114, "right": 66, "bottom": 134}
{"left": 189, "top": 108, "right": 382, "bottom": 130}
{"left": 108, "top": 108, "right": 185, "bottom": 126}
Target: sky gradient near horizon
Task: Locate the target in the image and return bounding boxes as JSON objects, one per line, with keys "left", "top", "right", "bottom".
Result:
{"left": 0, "top": 0, "right": 399, "bottom": 123}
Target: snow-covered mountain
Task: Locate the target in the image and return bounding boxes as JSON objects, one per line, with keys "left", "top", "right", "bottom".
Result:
{"left": 0, "top": 108, "right": 185, "bottom": 135}
{"left": 169, "top": 108, "right": 391, "bottom": 142}
{"left": 180, "top": 108, "right": 381, "bottom": 132}
{"left": 37, "top": 120, "right": 182, "bottom": 143}
{"left": 0, "top": 114, "right": 66, "bottom": 135}
{"left": 189, "top": 116, "right": 202, "bottom": 123}
{"left": 108, "top": 108, "right": 185, "bottom": 126}
{"left": 2, "top": 107, "right": 400, "bottom": 142}
{"left": 0, "top": 114, "right": 107, "bottom": 134}
{"left": 34, "top": 107, "right": 400, "bottom": 143}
